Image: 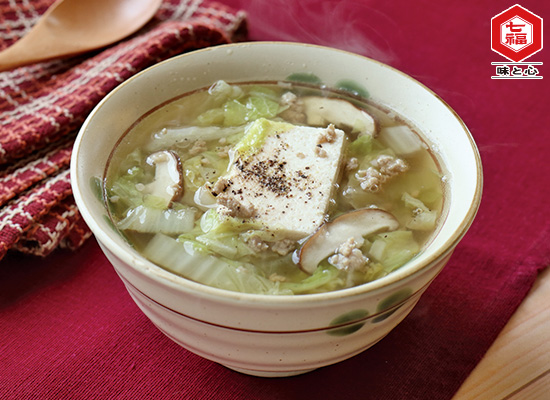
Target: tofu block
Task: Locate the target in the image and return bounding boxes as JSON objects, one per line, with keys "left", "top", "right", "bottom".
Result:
{"left": 214, "top": 119, "right": 346, "bottom": 239}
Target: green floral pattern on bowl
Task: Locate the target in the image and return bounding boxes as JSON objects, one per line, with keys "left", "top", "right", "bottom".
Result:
{"left": 327, "top": 309, "right": 370, "bottom": 336}
{"left": 335, "top": 79, "right": 369, "bottom": 98}
{"left": 373, "top": 288, "right": 413, "bottom": 323}
{"left": 285, "top": 73, "right": 369, "bottom": 99}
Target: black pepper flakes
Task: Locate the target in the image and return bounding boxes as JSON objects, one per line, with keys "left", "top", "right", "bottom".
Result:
{"left": 234, "top": 158, "right": 291, "bottom": 196}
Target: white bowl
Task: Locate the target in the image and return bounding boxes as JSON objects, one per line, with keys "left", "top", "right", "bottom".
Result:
{"left": 71, "top": 42, "right": 482, "bottom": 377}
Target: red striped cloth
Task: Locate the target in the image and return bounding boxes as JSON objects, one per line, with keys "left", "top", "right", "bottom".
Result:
{"left": 0, "top": 0, "right": 247, "bottom": 259}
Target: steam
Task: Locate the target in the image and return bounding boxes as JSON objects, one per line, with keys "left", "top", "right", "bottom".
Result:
{"left": 238, "top": 0, "right": 398, "bottom": 64}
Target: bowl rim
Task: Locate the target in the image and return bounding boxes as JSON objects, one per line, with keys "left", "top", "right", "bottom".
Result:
{"left": 71, "top": 41, "right": 483, "bottom": 305}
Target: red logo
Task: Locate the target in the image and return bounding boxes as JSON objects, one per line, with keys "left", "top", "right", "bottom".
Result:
{"left": 491, "top": 4, "right": 543, "bottom": 62}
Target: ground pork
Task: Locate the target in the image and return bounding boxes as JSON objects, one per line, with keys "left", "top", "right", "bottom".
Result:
{"left": 371, "top": 154, "right": 408, "bottom": 176}
{"left": 355, "top": 167, "right": 384, "bottom": 192}
{"left": 189, "top": 140, "right": 207, "bottom": 156}
{"left": 216, "top": 194, "right": 256, "bottom": 218}
{"left": 328, "top": 237, "right": 369, "bottom": 272}
{"left": 318, "top": 124, "right": 337, "bottom": 144}
{"left": 245, "top": 235, "right": 269, "bottom": 252}
{"left": 269, "top": 273, "right": 287, "bottom": 282}
{"left": 244, "top": 236, "right": 295, "bottom": 256}
{"left": 346, "top": 157, "right": 359, "bottom": 171}
{"left": 271, "top": 239, "right": 296, "bottom": 256}
{"left": 216, "top": 145, "right": 232, "bottom": 158}
{"left": 355, "top": 155, "right": 408, "bottom": 192}
{"left": 314, "top": 145, "right": 328, "bottom": 158}
{"left": 210, "top": 177, "right": 231, "bottom": 196}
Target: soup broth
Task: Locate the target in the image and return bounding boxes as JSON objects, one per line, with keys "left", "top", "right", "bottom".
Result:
{"left": 105, "top": 81, "right": 445, "bottom": 295}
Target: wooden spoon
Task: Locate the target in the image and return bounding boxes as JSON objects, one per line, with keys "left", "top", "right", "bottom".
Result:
{"left": 0, "top": 0, "right": 162, "bottom": 71}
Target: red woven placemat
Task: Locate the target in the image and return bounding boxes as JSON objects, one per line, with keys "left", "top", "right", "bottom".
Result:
{"left": 0, "top": 0, "right": 246, "bottom": 259}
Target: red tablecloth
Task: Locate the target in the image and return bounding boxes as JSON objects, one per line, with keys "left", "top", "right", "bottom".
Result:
{"left": 1, "top": 1, "right": 549, "bottom": 399}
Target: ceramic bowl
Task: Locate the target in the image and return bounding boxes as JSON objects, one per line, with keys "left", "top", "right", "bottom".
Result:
{"left": 71, "top": 42, "right": 482, "bottom": 377}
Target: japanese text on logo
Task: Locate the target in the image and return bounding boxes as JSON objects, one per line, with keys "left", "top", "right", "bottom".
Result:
{"left": 491, "top": 4, "right": 543, "bottom": 79}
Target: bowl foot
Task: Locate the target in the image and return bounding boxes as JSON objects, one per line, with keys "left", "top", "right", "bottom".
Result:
{"left": 224, "top": 364, "right": 317, "bottom": 378}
